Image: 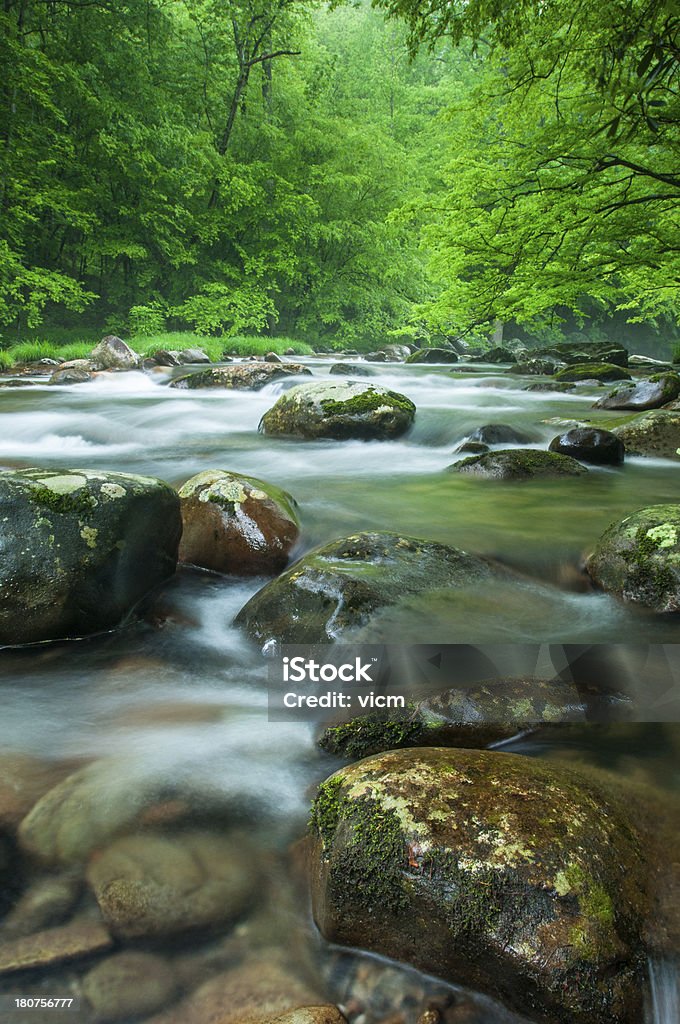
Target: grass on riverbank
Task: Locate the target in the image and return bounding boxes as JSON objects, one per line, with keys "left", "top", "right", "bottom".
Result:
{"left": 0, "top": 332, "right": 314, "bottom": 369}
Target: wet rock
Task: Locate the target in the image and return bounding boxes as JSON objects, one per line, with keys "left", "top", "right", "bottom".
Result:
{"left": 284, "top": 347, "right": 296, "bottom": 356}
{"left": 524, "top": 380, "right": 575, "bottom": 392}
{"left": 147, "top": 955, "right": 321, "bottom": 1024}
{"left": 477, "top": 346, "right": 513, "bottom": 363}
{"left": 594, "top": 373, "right": 680, "bottom": 411}
{"left": 265, "top": 352, "right": 283, "bottom": 363}
{"left": 449, "top": 449, "right": 587, "bottom": 480}
{"left": 548, "top": 428, "right": 625, "bottom": 465}
{"left": 18, "top": 759, "right": 168, "bottom": 864}
{"left": 260, "top": 381, "right": 415, "bottom": 441}
{"left": 507, "top": 357, "right": 565, "bottom": 376}
{"left": 612, "top": 410, "right": 680, "bottom": 459}
{"left": 541, "top": 343, "right": 629, "bottom": 367}
{"left": 152, "top": 350, "right": 181, "bottom": 366}
{"left": 405, "top": 348, "right": 458, "bottom": 364}
{"left": 82, "top": 951, "right": 177, "bottom": 1022}
{"left": 628, "top": 355, "right": 673, "bottom": 369}
{"left": 0, "top": 872, "right": 81, "bottom": 938}
{"left": 262, "top": 1010, "right": 347, "bottom": 1024}
{"left": 468, "top": 424, "right": 532, "bottom": 445}
{"left": 452, "top": 441, "right": 489, "bottom": 456}
{"left": 178, "top": 347, "right": 211, "bottom": 364}
{"left": 380, "top": 344, "right": 411, "bottom": 361}
{"left": 0, "top": 755, "right": 80, "bottom": 829}
{"left": 178, "top": 470, "right": 299, "bottom": 575}
{"left": 365, "top": 351, "right": 388, "bottom": 362}
{"left": 235, "top": 532, "right": 501, "bottom": 645}
{"left": 48, "top": 366, "right": 94, "bottom": 385}
{"left": 309, "top": 747, "right": 654, "bottom": 1024}
{"left": 586, "top": 504, "right": 680, "bottom": 612}
{"left": 170, "top": 363, "right": 311, "bottom": 390}
{"left": 317, "top": 678, "right": 632, "bottom": 758}
{"left": 0, "top": 468, "right": 181, "bottom": 645}
{"left": 553, "top": 363, "right": 631, "bottom": 383}
{"left": 86, "top": 831, "right": 257, "bottom": 939}
{"left": 329, "top": 363, "right": 371, "bottom": 377}
{"left": 0, "top": 918, "right": 111, "bottom": 975}
{"left": 0, "top": 378, "right": 34, "bottom": 388}
{"left": 90, "top": 336, "right": 139, "bottom": 370}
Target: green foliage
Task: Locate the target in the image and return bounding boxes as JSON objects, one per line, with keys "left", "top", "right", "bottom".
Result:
{"left": 128, "top": 303, "right": 167, "bottom": 338}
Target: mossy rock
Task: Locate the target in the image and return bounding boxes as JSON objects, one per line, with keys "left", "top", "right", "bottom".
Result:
{"left": 309, "top": 748, "right": 661, "bottom": 1024}
{"left": 612, "top": 410, "right": 680, "bottom": 459}
{"left": 405, "top": 347, "right": 458, "bottom": 364}
{"left": 329, "top": 363, "right": 371, "bottom": 377}
{"left": 542, "top": 343, "right": 629, "bottom": 368}
{"left": 317, "top": 678, "right": 633, "bottom": 758}
{"left": 586, "top": 505, "right": 680, "bottom": 611}
{"left": 449, "top": 448, "right": 588, "bottom": 480}
{"left": 554, "top": 363, "right": 631, "bottom": 383}
{"left": 0, "top": 469, "right": 181, "bottom": 645}
{"left": 259, "top": 381, "right": 415, "bottom": 441}
{"left": 594, "top": 373, "right": 680, "bottom": 411}
{"left": 170, "top": 363, "right": 311, "bottom": 390}
{"left": 235, "top": 531, "right": 500, "bottom": 645}
{"left": 177, "top": 470, "right": 299, "bottom": 576}
{"left": 507, "top": 357, "right": 565, "bottom": 376}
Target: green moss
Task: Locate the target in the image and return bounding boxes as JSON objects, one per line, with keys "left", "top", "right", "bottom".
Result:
{"left": 554, "top": 363, "right": 630, "bottom": 383}
{"left": 561, "top": 864, "right": 615, "bottom": 959}
{"left": 29, "top": 486, "right": 96, "bottom": 515}
{"left": 620, "top": 524, "right": 678, "bottom": 602}
{"left": 318, "top": 714, "right": 424, "bottom": 759}
{"left": 309, "top": 776, "right": 345, "bottom": 849}
{"left": 320, "top": 388, "right": 414, "bottom": 418}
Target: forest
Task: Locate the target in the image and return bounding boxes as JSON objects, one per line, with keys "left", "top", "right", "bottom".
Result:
{"left": 1, "top": 0, "right": 678, "bottom": 350}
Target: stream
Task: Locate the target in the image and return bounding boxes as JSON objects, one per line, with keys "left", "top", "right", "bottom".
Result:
{"left": 0, "top": 357, "right": 678, "bottom": 1023}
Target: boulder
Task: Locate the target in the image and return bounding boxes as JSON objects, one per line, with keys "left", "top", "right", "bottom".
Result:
{"left": 90, "top": 335, "right": 139, "bottom": 370}
{"left": 317, "top": 678, "right": 633, "bottom": 758}
{"left": 178, "top": 347, "right": 211, "bottom": 364}
{"left": 0, "top": 469, "right": 181, "bottom": 645}
{"left": 259, "top": 381, "right": 415, "bottom": 441}
{"left": 0, "top": 872, "right": 81, "bottom": 938}
{"left": 452, "top": 441, "right": 489, "bottom": 456}
{"left": 0, "top": 378, "right": 34, "bottom": 388}
{"left": 507, "top": 358, "right": 565, "bottom": 376}
{"left": 468, "top": 423, "right": 532, "bottom": 445}
{"left": 380, "top": 344, "right": 411, "bottom": 361}
{"left": 309, "top": 748, "right": 658, "bottom": 1024}
{"left": 177, "top": 470, "right": 299, "bottom": 575}
{"left": 449, "top": 449, "right": 587, "bottom": 480}
{"left": 405, "top": 348, "right": 458, "bottom": 364}
{"left": 82, "top": 952, "right": 178, "bottom": 1022}
{"left": 152, "top": 350, "right": 181, "bottom": 366}
{"left": 86, "top": 831, "right": 258, "bottom": 939}
{"left": 548, "top": 428, "right": 625, "bottom": 466}
{"left": 264, "top": 352, "right": 283, "bottom": 363}
{"left": 553, "top": 363, "right": 631, "bottom": 383}
{"left": 235, "top": 532, "right": 500, "bottom": 645}
{"left": 365, "top": 351, "right": 388, "bottom": 362}
{"left": 170, "top": 364, "right": 311, "bottom": 390}
{"left": 612, "top": 411, "right": 680, "bottom": 459}
{"left": 586, "top": 504, "right": 680, "bottom": 612}
{"left": 48, "top": 366, "right": 94, "bottom": 385}
{"left": 0, "top": 754, "right": 81, "bottom": 830}
{"left": 594, "top": 373, "right": 680, "bottom": 411}
{"left": 328, "top": 363, "right": 371, "bottom": 377}
{"left": 476, "top": 346, "right": 514, "bottom": 363}
{"left": 524, "top": 381, "right": 575, "bottom": 393}
{"left": 542, "top": 343, "right": 629, "bottom": 368}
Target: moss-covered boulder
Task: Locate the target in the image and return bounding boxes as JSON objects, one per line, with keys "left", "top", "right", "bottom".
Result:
{"left": 594, "top": 372, "right": 680, "bottom": 411}
{"left": 449, "top": 448, "right": 588, "bottom": 480}
{"left": 177, "top": 470, "right": 299, "bottom": 576}
{"left": 507, "top": 357, "right": 565, "bottom": 376}
{"left": 259, "top": 381, "right": 415, "bottom": 441}
{"left": 170, "top": 363, "right": 311, "bottom": 390}
{"left": 548, "top": 427, "right": 625, "bottom": 465}
{"left": 309, "top": 748, "right": 655, "bottom": 1024}
{"left": 543, "top": 343, "right": 629, "bottom": 368}
{"left": 586, "top": 505, "right": 680, "bottom": 611}
{"left": 554, "top": 363, "right": 631, "bottom": 383}
{"left": 329, "top": 363, "right": 371, "bottom": 377}
{"left": 612, "top": 410, "right": 680, "bottom": 459}
{"left": 317, "top": 678, "right": 632, "bottom": 758}
{"left": 405, "top": 347, "right": 458, "bottom": 364}
{"left": 235, "top": 532, "right": 499, "bottom": 644}
{"left": 0, "top": 469, "right": 181, "bottom": 645}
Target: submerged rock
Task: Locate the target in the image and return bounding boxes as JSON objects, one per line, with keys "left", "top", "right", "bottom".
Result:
{"left": 0, "top": 469, "right": 181, "bottom": 645}
{"left": 0, "top": 872, "right": 81, "bottom": 938}
{"left": 235, "top": 532, "right": 499, "bottom": 645}
{"left": 449, "top": 448, "right": 587, "bottom": 480}
{"left": 594, "top": 373, "right": 680, "bottom": 411}
{"left": 452, "top": 441, "right": 489, "bottom": 456}
{"left": 329, "top": 363, "right": 371, "bottom": 377}
{"left": 406, "top": 348, "right": 458, "bottom": 364}
{"left": 549, "top": 428, "right": 625, "bottom": 465}
{"left": 90, "top": 335, "right": 139, "bottom": 370}
{"left": 87, "top": 831, "right": 258, "bottom": 939}
{"left": 612, "top": 410, "right": 680, "bottom": 459}
{"left": 554, "top": 363, "right": 631, "bottom": 383}
{"left": 82, "top": 951, "right": 178, "bottom": 1022}
{"left": 586, "top": 504, "right": 680, "bottom": 612}
{"left": 170, "top": 363, "right": 311, "bottom": 390}
{"left": 178, "top": 470, "right": 299, "bottom": 576}
{"left": 0, "top": 918, "right": 112, "bottom": 975}
{"left": 309, "top": 748, "right": 654, "bottom": 1024}
{"left": 259, "top": 381, "right": 415, "bottom": 441}
{"left": 317, "top": 678, "right": 632, "bottom": 758}
{"left": 468, "top": 423, "right": 532, "bottom": 445}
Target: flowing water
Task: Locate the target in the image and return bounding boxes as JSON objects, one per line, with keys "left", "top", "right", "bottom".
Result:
{"left": 0, "top": 358, "right": 678, "bottom": 1022}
